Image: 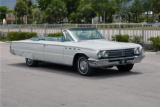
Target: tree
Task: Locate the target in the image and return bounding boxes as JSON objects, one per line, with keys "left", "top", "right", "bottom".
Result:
{"left": 152, "top": 0, "right": 160, "bottom": 22}
{"left": 32, "top": 8, "right": 42, "bottom": 23}
{"left": 115, "top": 0, "right": 131, "bottom": 22}
{"left": 91, "top": 0, "right": 109, "bottom": 23}
{"left": 45, "top": 0, "right": 67, "bottom": 23}
{"left": 142, "top": 0, "right": 152, "bottom": 23}
{"left": 104, "top": 0, "right": 117, "bottom": 23}
{"left": 14, "top": 0, "right": 28, "bottom": 24}
{"left": 62, "top": 0, "right": 81, "bottom": 17}
{"left": 130, "top": 0, "right": 144, "bottom": 23}
{"left": 79, "top": 4, "right": 96, "bottom": 23}
{"left": 36, "top": 0, "right": 52, "bottom": 10}
{"left": 23, "top": 0, "right": 33, "bottom": 16}
{"left": 69, "top": 12, "right": 81, "bottom": 23}
{"left": 0, "top": 6, "right": 8, "bottom": 22}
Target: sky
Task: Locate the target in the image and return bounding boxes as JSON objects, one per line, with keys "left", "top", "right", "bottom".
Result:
{"left": 0, "top": 0, "right": 37, "bottom": 9}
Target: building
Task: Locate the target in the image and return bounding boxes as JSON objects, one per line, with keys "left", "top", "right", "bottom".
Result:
{"left": 6, "top": 13, "right": 15, "bottom": 24}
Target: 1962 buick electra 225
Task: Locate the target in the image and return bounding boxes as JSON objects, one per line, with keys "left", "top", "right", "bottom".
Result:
{"left": 10, "top": 28, "right": 145, "bottom": 76}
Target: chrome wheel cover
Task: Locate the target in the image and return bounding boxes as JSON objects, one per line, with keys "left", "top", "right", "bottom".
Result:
{"left": 78, "top": 57, "right": 89, "bottom": 74}
{"left": 27, "top": 58, "right": 33, "bottom": 65}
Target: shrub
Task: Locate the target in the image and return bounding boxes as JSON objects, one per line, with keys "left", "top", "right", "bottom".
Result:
{"left": 112, "top": 34, "right": 130, "bottom": 42}
{"left": 7, "top": 32, "right": 37, "bottom": 41}
{"left": 48, "top": 32, "right": 62, "bottom": 37}
{"left": 129, "top": 35, "right": 142, "bottom": 44}
{"left": 148, "top": 36, "right": 160, "bottom": 51}
{"left": 0, "top": 31, "right": 2, "bottom": 39}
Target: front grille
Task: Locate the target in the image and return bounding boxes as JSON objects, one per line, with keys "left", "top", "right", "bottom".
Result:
{"left": 107, "top": 48, "right": 134, "bottom": 58}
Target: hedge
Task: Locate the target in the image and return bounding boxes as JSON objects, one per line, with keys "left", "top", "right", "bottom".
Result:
{"left": 47, "top": 32, "right": 62, "bottom": 37}
{"left": 7, "top": 32, "right": 38, "bottom": 41}
{"left": 129, "top": 35, "right": 142, "bottom": 44}
{"left": 0, "top": 31, "right": 2, "bottom": 39}
{"left": 148, "top": 36, "right": 160, "bottom": 51}
{"left": 112, "top": 34, "right": 130, "bottom": 42}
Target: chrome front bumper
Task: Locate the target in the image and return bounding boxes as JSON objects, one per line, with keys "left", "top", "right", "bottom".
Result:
{"left": 88, "top": 55, "right": 145, "bottom": 67}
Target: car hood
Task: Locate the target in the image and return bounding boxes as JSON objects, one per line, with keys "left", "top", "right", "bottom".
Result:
{"left": 73, "top": 39, "right": 141, "bottom": 50}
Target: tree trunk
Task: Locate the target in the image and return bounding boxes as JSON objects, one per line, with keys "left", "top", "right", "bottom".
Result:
{"left": 146, "top": 11, "right": 148, "bottom": 23}
{"left": 19, "top": 17, "right": 20, "bottom": 24}
{"left": 159, "top": 15, "right": 160, "bottom": 22}
{"left": 136, "top": 14, "right": 138, "bottom": 23}
{"left": 98, "top": 13, "right": 100, "bottom": 23}
{"left": 152, "top": 10, "right": 154, "bottom": 22}
{"left": 21, "top": 17, "right": 23, "bottom": 24}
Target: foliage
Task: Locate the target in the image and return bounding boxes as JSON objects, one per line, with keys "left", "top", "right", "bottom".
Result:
{"left": 45, "top": 0, "right": 67, "bottom": 23}
{"left": 69, "top": 12, "right": 81, "bottom": 23}
{"left": 129, "top": 35, "right": 142, "bottom": 44}
{"left": 14, "top": 0, "right": 28, "bottom": 24}
{"left": 47, "top": 32, "right": 62, "bottom": 37}
{"left": 152, "top": 0, "right": 160, "bottom": 22}
{"left": 0, "top": 6, "right": 8, "bottom": 21}
{"left": 0, "top": 31, "right": 7, "bottom": 39}
{"left": 12, "top": 0, "right": 159, "bottom": 24}
{"left": 112, "top": 34, "right": 130, "bottom": 42}
{"left": 142, "top": 0, "right": 152, "bottom": 23}
{"left": 152, "top": 0, "right": 160, "bottom": 13}
{"left": 78, "top": 2, "right": 96, "bottom": 23}
{"left": 7, "top": 32, "right": 37, "bottom": 41}
{"left": 115, "top": 0, "right": 131, "bottom": 22}
{"left": 139, "top": 15, "right": 146, "bottom": 22}
{"left": 32, "top": 8, "right": 41, "bottom": 23}
{"left": 148, "top": 36, "right": 160, "bottom": 51}
{"left": 105, "top": 0, "right": 117, "bottom": 23}
{"left": 0, "top": 31, "right": 3, "bottom": 39}
{"left": 91, "top": 0, "right": 107, "bottom": 23}
{"left": 37, "top": 0, "right": 52, "bottom": 10}
{"left": 130, "top": 0, "right": 144, "bottom": 23}
{"left": 23, "top": 0, "right": 33, "bottom": 16}
{"left": 62, "top": 0, "right": 80, "bottom": 17}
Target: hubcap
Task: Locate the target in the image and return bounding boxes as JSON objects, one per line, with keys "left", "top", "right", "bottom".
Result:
{"left": 78, "top": 58, "right": 88, "bottom": 74}
{"left": 27, "top": 58, "right": 33, "bottom": 65}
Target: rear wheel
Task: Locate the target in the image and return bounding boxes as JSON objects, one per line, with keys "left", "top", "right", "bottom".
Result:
{"left": 117, "top": 64, "right": 134, "bottom": 72}
{"left": 25, "top": 58, "right": 38, "bottom": 67}
{"left": 77, "top": 55, "right": 95, "bottom": 76}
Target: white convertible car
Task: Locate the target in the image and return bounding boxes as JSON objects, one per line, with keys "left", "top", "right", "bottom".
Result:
{"left": 10, "top": 28, "right": 145, "bottom": 76}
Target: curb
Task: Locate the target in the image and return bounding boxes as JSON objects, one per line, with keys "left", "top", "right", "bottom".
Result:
{"left": 156, "top": 51, "right": 160, "bottom": 54}
{"left": 5, "top": 41, "right": 11, "bottom": 43}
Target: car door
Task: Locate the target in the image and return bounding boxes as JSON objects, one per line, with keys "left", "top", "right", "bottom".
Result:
{"left": 43, "top": 41, "right": 64, "bottom": 64}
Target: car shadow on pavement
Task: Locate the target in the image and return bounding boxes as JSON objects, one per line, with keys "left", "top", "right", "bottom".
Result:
{"left": 93, "top": 68, "right": 142, "bottom": 79}
{"left": 9, "top": 62, "right": 142, "bottom": 79}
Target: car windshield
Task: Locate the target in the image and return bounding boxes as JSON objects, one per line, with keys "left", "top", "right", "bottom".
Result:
{"left": 68, "top": 28, "right": 105, "bottom": 41}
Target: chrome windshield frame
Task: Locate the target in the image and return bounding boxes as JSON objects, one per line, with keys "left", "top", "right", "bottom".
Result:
{"left": 64, "top": 28, "right": 105, "bottom": 42}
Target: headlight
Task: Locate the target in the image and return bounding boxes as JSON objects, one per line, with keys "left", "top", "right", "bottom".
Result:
{"left": 97, "top": 51, "right": 108, "bottom": 58}
{"left": 103, "top": 51, "right": 108, "bottom": 57}
{"left": 97, "top": 51, "right": 102, "bottom": 58}
{"left": 134, "top": 47, "right": 141, "bottom": 55}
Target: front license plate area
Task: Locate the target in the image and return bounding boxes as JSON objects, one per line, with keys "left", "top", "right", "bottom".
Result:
{"left": 119, "top": 59, "right": 127, "bottom": 64}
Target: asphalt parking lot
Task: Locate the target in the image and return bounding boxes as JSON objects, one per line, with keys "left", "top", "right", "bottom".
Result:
{"left": 0, "top": 42, "right": 160, "bottom": 107}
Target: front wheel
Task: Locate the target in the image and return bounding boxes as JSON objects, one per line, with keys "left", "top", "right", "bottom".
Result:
{"left": 117, "top": 64, "right": 134, "bottom": 72}
{"left": 25, "top": 58, "right": 38, "bottom": 67}
{"left": 77, "top": 55, "right": 95, "bottom": 76}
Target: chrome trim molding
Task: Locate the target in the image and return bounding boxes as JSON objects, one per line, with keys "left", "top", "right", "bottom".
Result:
{"left": 88, "top": 55, "right": 145, "bottom": 67}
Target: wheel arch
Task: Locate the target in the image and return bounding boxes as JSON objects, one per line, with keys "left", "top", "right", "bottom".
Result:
{"left": 72, "top": 53, "right": 88, "bottom": 67}
{"left": 22, "top": 52, "right": 34, "bottom": 59}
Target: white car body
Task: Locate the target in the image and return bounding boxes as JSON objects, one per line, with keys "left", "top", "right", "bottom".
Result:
{"left": 10, "top": 28, "right": 145, "bottom": 75}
